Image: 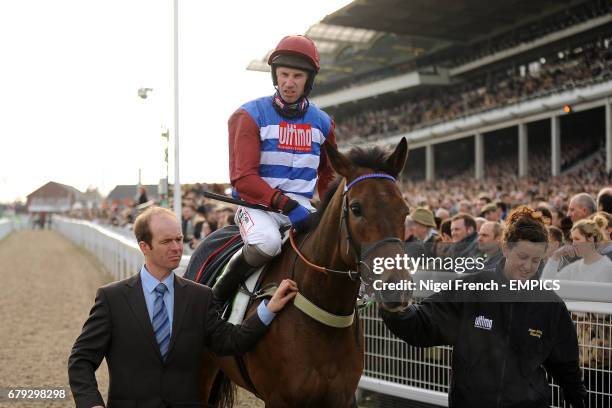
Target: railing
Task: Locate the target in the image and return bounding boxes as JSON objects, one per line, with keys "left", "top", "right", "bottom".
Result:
{"left": 14, "top": 216, "right": 29, "bottom": 231}
{"left": 0, "top": 216, "right": 29, "bottom": 240}
{"left": 52, "top": 216, "right": 190, "bottom": 280}
{"left": 51, "top": 217, "right": 612, "bottom": 407}
{"left": 0, "top": 219, "right": 12, "bottom": 241}
{"left": 360, "top": 284, "right": 612, "bottom": 407}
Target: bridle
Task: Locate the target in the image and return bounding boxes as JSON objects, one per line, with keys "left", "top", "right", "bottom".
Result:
{"left": 289, "top": 172, "right": 405, "bottom": 281}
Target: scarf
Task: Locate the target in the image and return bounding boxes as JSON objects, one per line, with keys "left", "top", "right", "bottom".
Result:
{"left": 272, "top": 91, "right": 309, "bottom": 119}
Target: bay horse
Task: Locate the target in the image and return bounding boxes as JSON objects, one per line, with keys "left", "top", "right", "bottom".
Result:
{"left": 199, "top": 138, "right": 412, "bottom": 408}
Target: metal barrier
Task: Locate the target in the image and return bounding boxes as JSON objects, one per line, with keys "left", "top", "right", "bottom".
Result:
{"left": 0, "top": 215, "right": 28, "bottom": 239}
{"left": 0, "top": 218, "right": 12, "bottom": 241}
{"left": 360, "top": 288, "right": 612, "bottom": 407}
{"left": 52, "top": 216, "right": 190, "bottom": 280}
{"left": 51, "top": 217, "right": 612, "bottom": 407}
{"left": 11, "top": 215, "right": 30, "bottom": 231}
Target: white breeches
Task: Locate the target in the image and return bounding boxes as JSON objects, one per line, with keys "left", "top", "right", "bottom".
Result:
{"left": 234, "top": 194, "right": 313, "bottom": 262}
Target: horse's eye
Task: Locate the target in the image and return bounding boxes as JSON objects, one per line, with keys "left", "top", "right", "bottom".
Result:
{"left": 350, "top": 203, "right": 362, "bottom": 217}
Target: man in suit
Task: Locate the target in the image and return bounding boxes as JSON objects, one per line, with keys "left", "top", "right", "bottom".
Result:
{"left": 68, "top": 206, "right": 297, "bottom": 408}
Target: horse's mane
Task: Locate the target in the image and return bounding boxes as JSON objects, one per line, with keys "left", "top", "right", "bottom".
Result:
{"left": 308, "top": 145, "right": 399, "bottom": 231}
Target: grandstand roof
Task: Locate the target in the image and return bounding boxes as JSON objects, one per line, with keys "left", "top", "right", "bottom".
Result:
{"left": 247, "top": 0, "right": 585, "bottom": 90}
{"left": 323, "top": 0, "right": 565, "bottom": 42}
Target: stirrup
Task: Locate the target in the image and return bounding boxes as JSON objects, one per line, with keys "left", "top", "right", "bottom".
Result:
{"left": 212, "top": 250, "right": 255, "bottom": 309}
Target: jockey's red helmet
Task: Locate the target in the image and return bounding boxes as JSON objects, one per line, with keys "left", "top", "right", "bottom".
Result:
{"left": 268, "top": 35, "right": 320, "bottom": 96}
{"left": 268, "top": 35, "right": 320, "bottom": 73}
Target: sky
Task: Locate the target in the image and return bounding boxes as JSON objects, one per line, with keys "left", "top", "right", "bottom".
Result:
{"left": 0, "top": 0, "right": 353, "bottom": 203}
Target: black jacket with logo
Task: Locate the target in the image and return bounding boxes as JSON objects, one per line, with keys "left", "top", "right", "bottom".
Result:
{"left": 381, "top": 261, "right": 586, "bottom": 408}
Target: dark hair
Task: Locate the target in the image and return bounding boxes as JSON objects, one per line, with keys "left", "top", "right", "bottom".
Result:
{"left": 478, "top": 195, "right": 491, "bottom": 204}
{"left": 495, "top": 201, "right": 507, "bottom": 212}
{"left": 502, "top": 206, "right": 548, "bottom": 246}
{"left": 134, "top": 207, "right": 177, "bottom": 247}
{"left": 434, "top": 216, "right": 442, "bottom": 230}
{"left": 451, "top": 213, "right": 477, "bottom": 232}
{"left": 559, "top": 216, "right": 573, "bottom": 242}
{"left": 440, "top": 219, "right": 452, "bottom": 237}
{"left": 548, "top": 226, "right": 564, "bottom": 245}
{"left": 598, "top": 188, "right": 612, "bottom": 214}
{"left": 535, "top": 206, "right": 552, "bottom": 220}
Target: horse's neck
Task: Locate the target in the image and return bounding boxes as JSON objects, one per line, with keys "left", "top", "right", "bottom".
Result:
{"left": 297, "top": 182, "right": 360, "bottom": 316}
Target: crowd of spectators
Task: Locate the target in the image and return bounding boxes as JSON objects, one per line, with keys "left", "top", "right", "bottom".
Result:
{"left": 64, "top": 140, "right": 610, "bottom": 251}
{"left": 396, "top": 148, "right": 612, "bottom": 404}
{"left": 333, "top": 38, "right": 612, "bottom": 143}
{"left": 401, "top": 147, "right": 610, "bottom": 220}
{"left": 447, "top": 0, "right": 612, "bottom": 67}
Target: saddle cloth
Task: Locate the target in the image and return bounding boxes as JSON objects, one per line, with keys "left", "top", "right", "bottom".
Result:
{"left": 183, "top": 225, "right": 243, "bottom": 286}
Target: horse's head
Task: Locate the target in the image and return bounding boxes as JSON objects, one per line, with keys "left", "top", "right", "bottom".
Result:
{"left": 323, "top": 138, "right": 412, "bottom": 313}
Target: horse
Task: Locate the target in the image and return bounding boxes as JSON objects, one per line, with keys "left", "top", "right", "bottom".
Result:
{"left": 195, "top": 138, "right": 412, "bottom": 408}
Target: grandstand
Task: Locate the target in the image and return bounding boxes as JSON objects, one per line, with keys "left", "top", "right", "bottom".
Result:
{"left": 247, "top": 1, "right": 612, "bottom": 406}
{"left": 249, "top": 0, "right": 612, "bottom": 185}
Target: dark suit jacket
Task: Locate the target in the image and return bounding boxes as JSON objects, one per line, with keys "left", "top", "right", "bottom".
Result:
{"left": 68, "top": 272, "right": 268, "bottom": 408}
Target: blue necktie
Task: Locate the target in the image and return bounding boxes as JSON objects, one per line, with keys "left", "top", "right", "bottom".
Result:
{"left": 152, "top": 283, "right": 170, "bottom": 360}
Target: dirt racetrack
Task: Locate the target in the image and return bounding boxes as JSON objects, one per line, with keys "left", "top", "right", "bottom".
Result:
{"left": 0, "top": 230, "right": 262, "bottom": 408}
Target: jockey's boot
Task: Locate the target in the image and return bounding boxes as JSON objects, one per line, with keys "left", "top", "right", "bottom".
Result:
{"left": 212, "top": 248, "right": 258, "bottom": 311}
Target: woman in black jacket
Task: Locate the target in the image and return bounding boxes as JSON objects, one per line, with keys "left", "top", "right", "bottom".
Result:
{"left": 381, "top": 206, "right": 587, "bottom": 408}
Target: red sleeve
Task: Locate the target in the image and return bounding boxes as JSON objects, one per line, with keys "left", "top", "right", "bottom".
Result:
{"left": 316, "top": 120, "right": 337, "bottom": 199}
{"left": 228, "top": 109, "right": 278, "bottom": 207}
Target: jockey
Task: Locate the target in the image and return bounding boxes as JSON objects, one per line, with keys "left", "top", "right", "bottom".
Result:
{"left": 213, "top": 35, "right": 337, "bottom": 307}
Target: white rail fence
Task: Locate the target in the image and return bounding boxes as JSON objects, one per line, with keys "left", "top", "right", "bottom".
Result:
{"left": 0, "top": 219, "right": 12, "bottom": 241}
{"left": 52, "top": 217, "right": 611, "bottom": 407}
{"left": 0, "top": 216, "right": 29, "bottom": 240}
{"left": 52, "top": 216, "right": 190, "bottom": 279}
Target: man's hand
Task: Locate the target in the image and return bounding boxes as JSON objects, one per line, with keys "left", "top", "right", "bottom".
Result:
{"left": 267, "top": 279, "right": 298, "bottom": 313}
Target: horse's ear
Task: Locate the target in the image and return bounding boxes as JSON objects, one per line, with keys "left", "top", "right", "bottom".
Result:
{"left": 323, "top": 142, "right": 354, "bottom": 178}
{"left": 386, "top": 137, "right": 409, "bottom": 177}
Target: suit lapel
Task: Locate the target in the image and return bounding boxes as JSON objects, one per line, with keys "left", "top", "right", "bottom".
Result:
{"left": 123, "top": 272, "right": 163, "bottom": 361}
{"left": 165, "top": 275, "right": 191, "bottom": 360}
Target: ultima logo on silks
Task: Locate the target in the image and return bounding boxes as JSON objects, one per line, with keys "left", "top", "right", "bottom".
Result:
{"left": 278, "top": 122, "right": 313, "bottom": 152}
{"left": 474, "top": 315, "right": 493, "bottom": 330}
